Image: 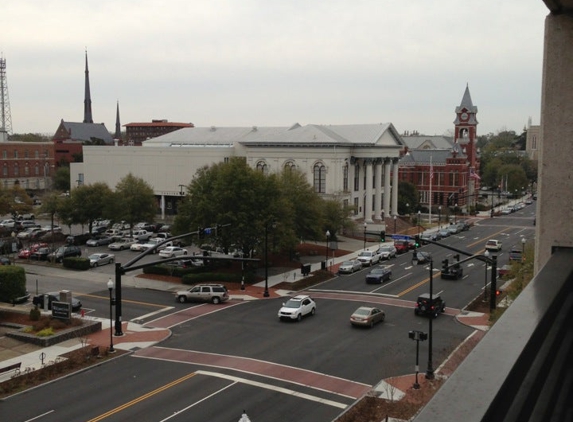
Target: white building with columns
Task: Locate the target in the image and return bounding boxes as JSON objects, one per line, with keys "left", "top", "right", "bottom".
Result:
{"left": 70, "top": 122, "right": 405, "bottom": 222}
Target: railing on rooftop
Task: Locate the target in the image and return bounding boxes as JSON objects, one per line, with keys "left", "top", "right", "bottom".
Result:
{"left": 414, "top": 247, "right": 573, "bottom": 422}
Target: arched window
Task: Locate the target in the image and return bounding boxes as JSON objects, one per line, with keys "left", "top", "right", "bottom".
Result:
{"left": 313, "top": 162, "right": 326, "bottom": 193}
{"left": 284, "top": 161, "right": 296, "bottom": 172}
{"left": 256, "top": 161, "right": 268, "bottom": 174}
{"left": 343, "top": 164, "right": 349, "bottom": 191}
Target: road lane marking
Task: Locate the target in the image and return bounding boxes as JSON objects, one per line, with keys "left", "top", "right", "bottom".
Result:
{"left": 86, "top": 372, "right": 197, "bottom": 422}
{"left": 195, "top": 370, "right": 347, "bottom": 409}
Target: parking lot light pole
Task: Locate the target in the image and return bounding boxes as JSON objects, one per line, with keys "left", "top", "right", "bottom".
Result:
{"left": 426, "top": 258, "right": 435, "bottom": 379}
{"left": 393, "top": 215, "right": 397, "bottom": 234}
{"left": 326, "top": 230, "right": 330, "bottom": 271}
{"left": 107, "top": 278, "right": 115, "bottom": 353}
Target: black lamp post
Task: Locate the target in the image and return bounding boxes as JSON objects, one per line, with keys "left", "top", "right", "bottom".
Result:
{"left": 438, "top": 206, "right": 442, "bottom": 229}
{"left": 326, "top": 230, "right": 330, "bottom": 271}
{"left": 454, "top": 203, "right": 458, "bottom": 224}
{"left": 483, "top": 250, "right": 490, "bottom": 302}
{"left": 114, "top": 263, "right": 124, "bottom": 336}
{"left": 363, "top": 222, "right": 367, "bottom": 250}
{"left": 417, "top": 210, "right": 421, "bottom": 235}
{"left": 264, "top": 221, "right": 276, "bottom": 298}
{"left": 107, "top": 278, "right": 115, "bottom": 353}
{"left": 412, "top": 252, "right": 434, "bottom": 379}
{"left": 393, "top": 215, "right": 397, "bottom": 234}
{"left": 522, "top": 237, "right": 526, "bottom": 254}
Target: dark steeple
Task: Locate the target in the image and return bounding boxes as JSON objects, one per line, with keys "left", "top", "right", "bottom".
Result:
{"left": 114, "top": 101, "right": 121, "bottom": 140}
{"left": 83, "top": 50, "right": 93, "bottom": 124}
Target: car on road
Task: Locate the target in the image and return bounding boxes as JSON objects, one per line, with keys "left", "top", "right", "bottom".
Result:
{"left": 48, "top": 245, "right": 82, "bottom": 262}
{"left": 438, "top": 229, "right": 450, "bottom": 238}
{"left": 158, "top": 246, "right": 188, "bottom": 258}
{"left": 32, "top": 292, "right": 82, "bottom": 312}
{"left": 394, "top": 240, "right": 410, "bottom": 254}
{"left": 441, "top": 262, "right": 464, "bottom": 280}
{"left": 278, "top": 295, "right": 316, "bottom": 321}
{"left": 419, "top": 232, "right": 441, "bottom": 244}
{"left": 86, "top": 235, "right": 114, "bottom": 247}
{"left": 508, "top": 247, "right": 523, "bottom": 262}
{"left": 108, "top": 238, "right": 137, "bottom": 251}
{"left": 175, "top": 284, "right": 229, "bottom": 304}
{"left": 485, "top": 239, "right": 502, "bottom": 251}
{"left": 89, "top": 253, "right": 115, "bottom": 267}
{"left": 501, "top": 208, "right": 512, "bottom": 215}
{"left": 365, "top": 266, "right": 392, "bottom": 284}
{"left": 414, "top": 293, "right": 446, "bottom": 318}
{"left": 338, "top": 259, "right": 363, "bottom": 274}
{"left": 376, "top": 244, "right": 396, "bottom": 260}
{"left": 356, "top": 250, "right": 381, "bottom": 266}
{"left": 413, "top": 251, "right": 432, "bottom": 265}
{"left": 350, "top": 306, "right": 385, "bottom": 328}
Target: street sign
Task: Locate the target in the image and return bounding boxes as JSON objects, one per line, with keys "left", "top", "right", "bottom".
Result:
{"left": 391, "top": 235, "right": 411, "bottom": 241}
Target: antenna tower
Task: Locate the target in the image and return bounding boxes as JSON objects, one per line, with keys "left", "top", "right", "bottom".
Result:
{"left": 0, "top": 56, "right": 13, "bottom": 136}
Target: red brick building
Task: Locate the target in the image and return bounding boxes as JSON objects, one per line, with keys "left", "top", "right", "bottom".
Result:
{"left": 399, "top": 85, "right": 481, "bottom": 213}
{"left": 0, "top": 141, "right": 56, "bottom": 191}
{"left": 123, "top": 120, "right": 194, "bottom": 145}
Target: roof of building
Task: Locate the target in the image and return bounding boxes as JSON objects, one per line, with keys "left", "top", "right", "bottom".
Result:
{"left": 124, "top": 122, "right": 194, "bottom": 128}
{"left": 401, "top": 135, "right": 454, "bottom": 150}
{"left": 400, "top": 148, "right": 466, "bottom": 166}
{"left": 142, "top": 123, "right": 405, "bottom": 148}
{"left": 57, "top": 121, "right": 114, "bottom": 144}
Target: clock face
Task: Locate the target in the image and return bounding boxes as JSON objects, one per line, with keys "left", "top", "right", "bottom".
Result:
{"left": 461, "top": 112, "right": 469, "bottom": 121}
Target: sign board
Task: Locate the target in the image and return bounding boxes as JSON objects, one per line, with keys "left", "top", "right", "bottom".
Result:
{"left": 391, "top": 235, "right": 411, "bottom": 241}
{"left": 52, "top": 301, "right": 71, "bottom": 320}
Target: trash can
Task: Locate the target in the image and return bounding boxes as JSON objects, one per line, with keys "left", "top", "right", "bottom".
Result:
{"left": 301, "top": 263, "right": 311, "bottom": 276}
{"left": 321, "top": 261, "right": 326, "bottom": 270}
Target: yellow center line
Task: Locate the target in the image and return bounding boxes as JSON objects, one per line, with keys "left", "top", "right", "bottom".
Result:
{"left": 87, "top": 372, "right": 197, "bottom": 421}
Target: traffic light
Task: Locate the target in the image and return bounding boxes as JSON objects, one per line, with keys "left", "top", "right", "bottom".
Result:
{"left": 198, "top": 227, "right": 205, "bottom": 239}
{"left": 414, "top": 235, "right": 420, "bottom": 249}
{"left": 380, "top": 230, "right": 385, "bottom": 241}
{"left": 442, "top": 259, "right": 449, "bottom": 273}
{"left": 454, "top": 254, "right": 460, "bottom": 269}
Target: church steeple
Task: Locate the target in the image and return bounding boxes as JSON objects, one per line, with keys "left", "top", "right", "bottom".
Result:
{"left": 114, "top": 101, "right": 121, "bottom": 140}
{"left": 83, "top": 50, "right": 93, "bottom": 124}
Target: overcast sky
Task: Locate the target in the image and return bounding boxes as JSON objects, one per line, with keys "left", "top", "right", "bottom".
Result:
{"left": 2, "top": 0, "right": 548, "bottom": 137}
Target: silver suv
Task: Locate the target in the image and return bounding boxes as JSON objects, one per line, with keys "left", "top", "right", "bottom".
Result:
{"left": 175, "top": 284, "right": 229, "bottom": 304}
{"left": 278, "top": 295, "right": 317, "bottom": 321}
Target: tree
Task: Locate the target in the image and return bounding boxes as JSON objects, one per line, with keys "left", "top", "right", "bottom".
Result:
{"left": 1, "top": 186, "right": 33, "bottom": 219}
{"left": 53, "top": 167, "right": 70, "bottom": 192}
{"left": 113, "top": 174, "right": 156, "bottom": 232}
{"left": 69, "top": 183, "right": 113, "bottom": 233}
{"left": 398, "top": 181, "right": 419, "bottom": 215}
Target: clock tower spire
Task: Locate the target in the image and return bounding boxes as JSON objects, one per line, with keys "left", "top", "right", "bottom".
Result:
{"left": 454, "top": 84, "right": 478, "bottom": 169}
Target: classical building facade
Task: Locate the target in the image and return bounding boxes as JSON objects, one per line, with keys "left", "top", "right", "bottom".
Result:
{"left": 70, "top": 123, "right": 405, "bottom": 221}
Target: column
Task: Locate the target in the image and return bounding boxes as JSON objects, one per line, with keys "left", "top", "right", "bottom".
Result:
{"left": 364, "top": 159, "right": 373, "bottom": 222}
{"left": 374, "top": 159, "right": 382, "bottom": 220}
{"left": 392, "top": 158, "right": 399, "bottom": 216}
{"left": 384, "top": 158, "right": 392, "bottom": 219}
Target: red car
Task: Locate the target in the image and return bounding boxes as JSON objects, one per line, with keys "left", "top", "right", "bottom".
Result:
{"left": 17, "top": 243, "right": 48, "bottom": 259}
{"left": 394, "top": 241, "right": 410, "bottom": 254}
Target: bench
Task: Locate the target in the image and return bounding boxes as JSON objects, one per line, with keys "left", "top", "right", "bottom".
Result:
{"left": 0, "top": 362, "right": 21, "bottom": 375}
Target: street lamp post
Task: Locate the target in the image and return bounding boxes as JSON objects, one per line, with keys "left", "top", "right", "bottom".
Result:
{"left": 393, "top": 215, "right": 397, "bottom": 234}
{"left": 363, "top": 222, "right": 367, "bottom": 250}
{"left": 107, "top": 278, "right": 115, "bottom": 353}
{"left": 264, "top": 223, "right": 271, "bottom": 298}
{"left": 438, "top": 206, "right": 442, "bottom": 229}
{"left": 522, "top": 237, "right": 526, "bottom": 254}
{"left": 412, "top": 252, "right": 435, "bottom": 379}
{"left": 326, "top": 230, "right": 330, "bottom": 271}
{"left": 483, "top": 250, "right": 490, "bottom": 302}
{"left": 417, "top": 210, "right": 421, "bottom": 235}
{"left": 454, "top": 203, "right": 458, "bottom": 224}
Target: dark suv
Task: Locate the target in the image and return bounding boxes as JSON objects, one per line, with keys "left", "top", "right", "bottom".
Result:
{"left": 49, "top": 245, "right": 82, "bottom": 263}
{"left": 414, "top": 293, "right": 446, "bottom": 318}
{"left": 508, "top": 247, "right": 523, "bottom": 262}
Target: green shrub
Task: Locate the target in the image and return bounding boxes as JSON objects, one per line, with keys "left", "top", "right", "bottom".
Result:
{"left": 29, "top": 306, "right": 41, "bottom": 321}
{"left": 0, "top": 265, "right": 27, "bottom": 303}
{"left": 63, "top": 257, "right": 90, "bottom": 271}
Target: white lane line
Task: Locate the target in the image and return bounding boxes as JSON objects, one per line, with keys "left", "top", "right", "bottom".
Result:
{"left": 195, "top": 370, "right": 347, "bottom": 409}
{"left": 136, "top": 307, "right": 175, "bottom": 321}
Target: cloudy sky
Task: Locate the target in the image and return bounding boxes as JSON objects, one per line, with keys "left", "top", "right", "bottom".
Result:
{"left": 2, "top": 0, "right": 548, "bottom": 137}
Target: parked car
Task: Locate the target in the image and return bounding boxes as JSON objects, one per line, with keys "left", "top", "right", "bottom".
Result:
{"left": 32, "top": 292, "right": 82, "bottom": 312}
{"left": 140, "top": 238, "right": 172, "bottom": 253}
{"left": 108, "top": 238, "right": 137, "bottom": 251}
{"left": 376, "top": 244, "right": 396, "bottom": 260}
{"left": 365, "top": 266, "right": 392, "bottom": 284}
{"left": 131, "top": 230, "right": 152, "bottom": 242}
{"left": 161, "top": 258, "right": 204, "bottom": 268}
{"left": 66, "top": 233, "right": 92, "bottom": 246}
{"left": 86, "top": 235, "right": 114, "bottom": 247}
{"left": 30, "top": 247, "right": 52, "bottom": 261}
{"left": 17, "top": 227, "right": 44, "bottom": 240}
{"left": 419, "top": 232, "right": 441, "bottom": 244}
{"left": 485, "top": 239, "right": 502, "bottom": 251}
{"left": 175, "top": 284, "right": 229, "bottom": 304}
{"left": 17, "top": 243, "right": 48, "bottom": 259}
{"left": 0, "top": 256, "right": 11, "bottom": 265}
{"left": 508, "top": 247, "right": 523, "bottom": 262}
{"left": 48, "top": 245, "right": 82, "bottom": 263}
{"left": 356, "top": 250, "right": 381, "bottom": 266}
{"left": 350, "top": 306, "right": 385, "bottom": 328}
{"left": 414, "top": 293, "right": 446, "bottom": 318}
{"left": 438, "top": 229, "right": 450, "bottom": 238}
{"left": 338, "top": 259, "right": 363, "bottom": 274}
{"left": 158, "top": 246, "right": 188, "bottom": 258}
{"left": 88, "top": 253, "right": 115, "bottom": 267}
{"left": 277, "top": 295, "right": 316, "bottom": 321}
{"left": 41, "top": 225, "right": 62, "bottom": 233}
{"left": 16, "top": 220, "right": 39, "bottom": 231}
{"left": 498, "top": 264, "right": 512, "bottom": 279}
{"left": 130, "top": 242, "right": 148, "bottom": 252}
{"left": 0, "top": 219, "right": 15, "bottom": 229}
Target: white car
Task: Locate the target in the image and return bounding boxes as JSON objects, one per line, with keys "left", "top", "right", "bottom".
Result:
{"left": 278, "top": 295, "right": 316, "bottom": 321}
{"left": 141, "top": 238, "right": 172, "bottom": 253}
{"left": 158, "top": 246, "right": 188, "bottom": 258}
{"left": 108, "top": 238, "right": 137, "bottom": 251}
{"left": 376, "top": 244, "right": 397, "bottom": 260}
{"left": 485, "top": 239, "right": 502, "bottom": 251}
{"left": 356, "top": 250, "right": 381, "bottom": 266}
{"left": 0, "top": 219, "right": 15, "bottom": 229}
{"left": 130, "top": 242, "right": 148, "bottom": 252}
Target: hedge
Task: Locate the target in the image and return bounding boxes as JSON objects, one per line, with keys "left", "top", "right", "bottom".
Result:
{"left": 0, "top": 265, "right": 27, "bottom": 303}
{"left": 62, "top": 257, "right": 91, "bottom": 271}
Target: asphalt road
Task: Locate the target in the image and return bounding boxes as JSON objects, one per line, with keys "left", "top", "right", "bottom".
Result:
{"left": 1, "top": 207, "right": 535, "bottom": 422}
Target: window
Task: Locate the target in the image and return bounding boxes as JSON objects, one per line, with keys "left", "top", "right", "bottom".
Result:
{"left": 256, "top": 161, "right": 268, "bottom": 174}
{"left": 313, "top": 163, "right": 326, "bottom": 193}
{"left": 2, "top": 150, "right": 6, "bottom": 159}
{"left": 343, "top": 164, "right": 348, "bottom": 191}
{"left": 24, "top": 164, "right": 29, "bottom": 176}
{"left": 2, "top": 165, "right": 7, "bottom": 176}
{"left": 14, "top": 164, "right": 18, "bottom": 176}
{"left": 353, "top": 197, "right": 359, "bottom": 215}
{"left": 35, "top": 164, "right": 39, "bottom": 176}
{"left": 354, "top": 165, "right": 360, "bottom": 191}
{"left": 13, "top": 150, "right": 18, "bottom": 158}
{"left": 284, "top": 161, "right": 296, "bottom": 172}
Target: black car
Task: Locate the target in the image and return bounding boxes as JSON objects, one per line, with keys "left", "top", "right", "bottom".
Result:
{"left": 49, "top": 245, "right": 82, "bottom": 263}
{"left": 414, "top": 293, "right": 446, "bottom": 318}
{"left": 30, "top": 247, "right": 51, "bottom": 261}
{"left": 365, "top": 267, "right": 392, "bottom": 284}
{"left": 441, "top": 264, "right": 464, "bottom": 280}
{"left": 32, "top": 292, "right": 82, "bottom": 312}
{"left": 413, "top": 251, "right": 432, "bottom": 265}
{"left": 419, "top": 232, "right": 441, "bottom": 245}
